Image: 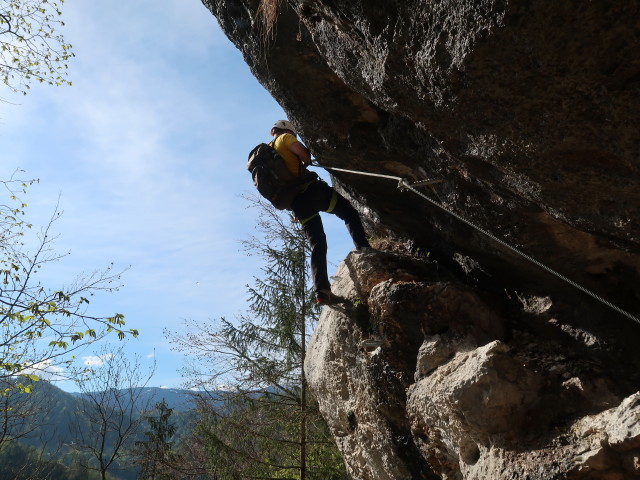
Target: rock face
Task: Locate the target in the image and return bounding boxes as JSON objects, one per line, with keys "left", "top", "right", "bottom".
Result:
{"left": 204, "top": 0, "right": 640, "bottom": 313}
{"left": 306, "top": 249, "right": 640, "bottom": 479}
{"left": 202, "top": 1, "right": 640, "bottom": 478}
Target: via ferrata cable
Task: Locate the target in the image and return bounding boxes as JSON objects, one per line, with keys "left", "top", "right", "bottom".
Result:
{"left": 314, "top": 164, "right": 640, "bottom": 326}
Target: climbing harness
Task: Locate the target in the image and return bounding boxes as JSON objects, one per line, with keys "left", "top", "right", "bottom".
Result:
{"left": 314, "top": 164, "right": 640, "bottom": 326}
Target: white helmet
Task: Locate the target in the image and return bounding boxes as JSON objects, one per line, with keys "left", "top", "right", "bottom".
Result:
{"left": 272, "top": 120, "right": 296, "bottom": 135}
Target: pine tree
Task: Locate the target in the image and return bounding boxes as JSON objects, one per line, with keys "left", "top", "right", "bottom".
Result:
{"left": 171, "top": 196, "right": 347, "bottom": 480}
{"left": 135, "top": 399, "right": 176, "bottom": 480}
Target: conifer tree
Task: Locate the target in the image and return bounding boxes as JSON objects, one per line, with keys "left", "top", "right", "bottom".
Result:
{"left": 135, "top": 399, "right": 176, "bottom": 480}
{"left": 171, "top": 196, "right": 347, "bottom": 480}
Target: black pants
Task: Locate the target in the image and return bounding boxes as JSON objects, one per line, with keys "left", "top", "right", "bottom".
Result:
{"left": 291, "top": 180, "right": 370, "bottom": 292}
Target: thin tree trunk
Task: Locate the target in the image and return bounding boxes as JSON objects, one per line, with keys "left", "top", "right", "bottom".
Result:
{"left": 300, "top": 274, "right": 307, "bottom": 480}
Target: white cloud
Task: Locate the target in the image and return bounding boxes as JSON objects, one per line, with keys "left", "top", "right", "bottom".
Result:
{"left": 83, "top": 354, "right": 113, "bottom": 367}
{"left": 21, "top": 360, "right": 67, "bottom": 382}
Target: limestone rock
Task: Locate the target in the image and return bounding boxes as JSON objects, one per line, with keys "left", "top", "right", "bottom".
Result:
{"left": 305, "top": 250, "right": 638, "bottom": 479}
{"left": 202, "top": 1, "right": 640, "bottom": 478}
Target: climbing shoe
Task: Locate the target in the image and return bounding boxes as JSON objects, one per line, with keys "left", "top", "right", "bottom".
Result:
{"left": 316, "top": 289, "right": 344, "bottom": 306}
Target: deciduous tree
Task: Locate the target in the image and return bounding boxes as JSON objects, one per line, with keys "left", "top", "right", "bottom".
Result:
{"left": 1, "top": 0, "right": 74, "bottom": 95}
{"left": 0, "top": 177, "right": 136, "bottom": 395}
{"left": 70, "top": 344, "right": 155, "bottom": 480}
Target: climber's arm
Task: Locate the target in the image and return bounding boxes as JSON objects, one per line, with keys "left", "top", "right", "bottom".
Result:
{"left": 289, "top": 141, "right": 312, "bottom": 166}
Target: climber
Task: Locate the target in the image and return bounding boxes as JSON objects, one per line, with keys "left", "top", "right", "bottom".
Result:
{"left": 269, "top": 120, "right": 371, "bottom": 306}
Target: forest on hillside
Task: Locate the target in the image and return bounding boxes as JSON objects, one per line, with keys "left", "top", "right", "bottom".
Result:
{"left": 0, "top": 380, "right": 197, "bottom": 480}
{"left": 0, "top": 175, "right": 347, "bottom": 479}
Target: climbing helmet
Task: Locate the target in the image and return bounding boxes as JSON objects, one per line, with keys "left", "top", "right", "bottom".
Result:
{"left": 272, "top": 120, "right": 296, "bottom": 135}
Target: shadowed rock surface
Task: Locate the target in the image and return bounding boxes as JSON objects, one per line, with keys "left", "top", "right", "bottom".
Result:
{"left": 202, "top": 1, "right": 640, "bottom": 478}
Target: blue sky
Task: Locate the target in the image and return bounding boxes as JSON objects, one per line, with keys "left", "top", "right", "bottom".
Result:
{"left": 0, "top": 0, "right": 353, "bottom": 391}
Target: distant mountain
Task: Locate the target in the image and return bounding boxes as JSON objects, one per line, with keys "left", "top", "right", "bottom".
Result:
{"left": 69, "top": 386, "right": 199, "bottom": 412}
{"left": 1, "top": 380, "right": 203, "bottom": 480}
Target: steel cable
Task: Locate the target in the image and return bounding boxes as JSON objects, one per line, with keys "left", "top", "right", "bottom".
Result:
{"left": 315, "top": 164, "right": 640, "bottom": 325}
